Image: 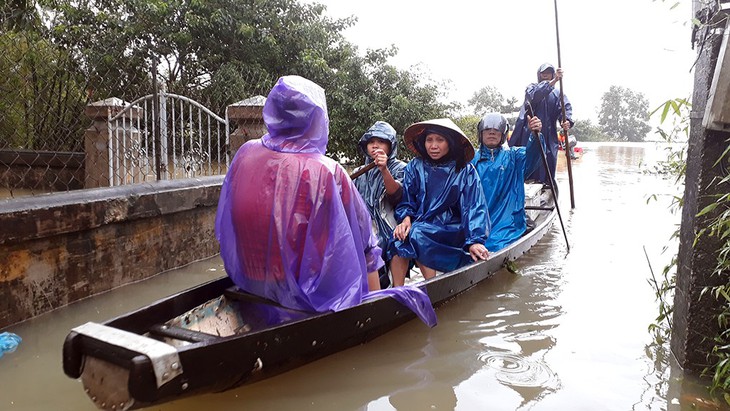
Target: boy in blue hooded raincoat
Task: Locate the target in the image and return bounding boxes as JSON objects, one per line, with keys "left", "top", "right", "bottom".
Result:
{"left": 509, "top": 63, "right": 573, "bottom": 184}
{"left": 472, "top": 113, "right": 545, "bottom": 251}
{"left": 352, "top": 121, "right": 406, "bottom": 288}
{"left": 216, "top": 75, "right": 436, "bottom": 326}
{"left": 388, "top": 119, "right": 490, "bottom": 287}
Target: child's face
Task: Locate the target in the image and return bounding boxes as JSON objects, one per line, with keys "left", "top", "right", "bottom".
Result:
{"left": 425, "top": 133, "right": 450, "bottom": 161}
{"left": 366, "top": 138, "right": 391, "bottom": 159}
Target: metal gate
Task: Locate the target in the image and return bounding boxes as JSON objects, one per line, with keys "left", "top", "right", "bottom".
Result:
{"left": 106, "top": 91, "right": 229, "bottom": 186}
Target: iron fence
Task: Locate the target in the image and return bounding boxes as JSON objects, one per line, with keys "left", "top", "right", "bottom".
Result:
{"left": 0, "top": 17, "right": 271, "bottom": 200}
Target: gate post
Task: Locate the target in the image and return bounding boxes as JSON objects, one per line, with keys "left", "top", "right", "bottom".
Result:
{"left": 84, "top": 98, "right": 142, "bottom": 188}
{"left": 227, "top": 96, "right": 266, "bottom": 157}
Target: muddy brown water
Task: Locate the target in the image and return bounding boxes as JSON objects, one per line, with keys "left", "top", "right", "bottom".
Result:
{"left": 1, "top": 142, "right": 725, "bottom": 410}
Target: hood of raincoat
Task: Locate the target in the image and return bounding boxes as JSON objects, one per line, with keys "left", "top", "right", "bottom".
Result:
{"left": 358, "top": 121, "right": 399, "bottom": 162}
{"left": 261, "top": 75, "right": 329, "bottom": 154}
{"left": 537, "top": 63, "right": 555, "bottom": 82}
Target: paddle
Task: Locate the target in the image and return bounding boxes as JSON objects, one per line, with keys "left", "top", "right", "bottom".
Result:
{"left": 349, "top": 161, "right": 376, "bottom": 180}
{"left": 526, "top": 101, "right": 570, "bottom": 253}
{"left": 553, "top": 0, "right": 576, "bottom": 209}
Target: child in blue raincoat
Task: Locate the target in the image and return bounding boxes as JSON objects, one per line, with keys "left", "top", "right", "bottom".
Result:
{"left": 388, "top": 119, "right": 490, "bottom": 287}
{"left": 472, "top": 113, "right": 545, "bottom": 251}
{"left": 352, "top": 121, "right": 406, "bottom": 289}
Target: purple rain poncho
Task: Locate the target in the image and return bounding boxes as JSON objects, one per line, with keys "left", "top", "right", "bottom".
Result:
{"left": 215, "top": 75, "right": 436, "bottom": 326}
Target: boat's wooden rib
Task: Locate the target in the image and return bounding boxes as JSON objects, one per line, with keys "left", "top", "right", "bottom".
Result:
{"left": 62, "top": 189, "right": 556, "bottom": 410}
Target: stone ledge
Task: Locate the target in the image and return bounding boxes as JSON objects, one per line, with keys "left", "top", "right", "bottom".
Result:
{"left": 0, "top": 176, "right": 225, "bottom": 245}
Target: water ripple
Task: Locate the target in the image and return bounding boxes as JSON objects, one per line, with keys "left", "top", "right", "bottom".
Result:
{"left": 477, "top": 352, "right": 560, "bottom": 389}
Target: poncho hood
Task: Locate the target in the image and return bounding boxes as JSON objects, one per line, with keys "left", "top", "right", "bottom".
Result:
{"left": 261, "top": 75, "right": 329, "bottom": 154}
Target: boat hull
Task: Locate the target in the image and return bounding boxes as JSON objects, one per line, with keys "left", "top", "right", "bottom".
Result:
{"left": 63, "top": 194, "right": 556, "bottom": 409}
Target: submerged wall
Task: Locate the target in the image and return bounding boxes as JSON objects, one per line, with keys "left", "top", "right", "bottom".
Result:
{"left": 671, "top": 5, "right": 730, "bottom": 372}
{"left": 0, "top": 176, "right": 223, "bottom": 329}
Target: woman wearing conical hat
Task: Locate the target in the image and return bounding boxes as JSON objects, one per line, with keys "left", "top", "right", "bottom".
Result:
{"left": 388, "top": 119, "right": 491, "bottom": 286}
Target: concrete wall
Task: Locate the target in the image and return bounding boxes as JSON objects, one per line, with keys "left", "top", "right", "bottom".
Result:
{"left": 0, "top": 176, "right": 223, "bottom": 329}
{"left": 0, "top": 150, "right": 85, "bottom": 192}
{"left": 671, "top": 6, "right": 730, "bottom": 372}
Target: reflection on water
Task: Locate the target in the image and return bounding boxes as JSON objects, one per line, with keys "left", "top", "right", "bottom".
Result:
{"left": 1, "top": 142, "right": 727, "bottom": 411}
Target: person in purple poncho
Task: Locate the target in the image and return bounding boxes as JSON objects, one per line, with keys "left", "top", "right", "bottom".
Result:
{"left": 215, "top": 76, "right": 437, "bottom": 326}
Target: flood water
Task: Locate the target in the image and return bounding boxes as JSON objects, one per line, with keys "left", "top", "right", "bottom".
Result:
{"left": 1, "top": 142, "right": 725, "bottom": 411}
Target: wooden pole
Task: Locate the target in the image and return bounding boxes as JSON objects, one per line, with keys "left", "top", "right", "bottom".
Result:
{"left": 554, "top": 0, "right": 576, "bottom": 209}
{"left": 527, "top": 102, "right": 570, "bottom": 253}
{"left": 349, "top": 162, "right": 376, "bottom": 180}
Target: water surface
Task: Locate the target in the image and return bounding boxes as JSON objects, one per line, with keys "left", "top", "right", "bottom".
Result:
{"left": 1, "top": 142, "right": 723, "bottom": 410}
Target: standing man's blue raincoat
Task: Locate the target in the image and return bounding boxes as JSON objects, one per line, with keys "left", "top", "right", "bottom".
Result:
{"left": 216, "top": 75, "right": 436, "bottom": 326}
{"left": 388, "top": 120, "right": 490, "bottom": 273}
{"left": 472, "top": 117, "right": 545, "bottom": 251}
{"left": 353, "top": 122, "right": 406, "bottom": 260}
{"left": 509, "top": 63, "right": 573, "bottom": 184}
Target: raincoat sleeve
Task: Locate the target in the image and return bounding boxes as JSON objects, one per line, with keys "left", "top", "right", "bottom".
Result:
{"left": 386, "top": 161, "right": 407, "bottom": 206}
{"left": 526, "top": 81, "right": 553, "bottom": 106}
{"left": 395, "top": 162, "right": 420, "bottom": 222}
{"left": 460, "top": 165, "right": 490, "bottom": 248}
{"left": 523, "top": 132, "right": 547, "bottom": 178}
{"left": 508, "top": 106, "right": 528, "bottom": 148}
{"left": 560, "top": 93, "right": 574, "bottom": 126}
{"left": 341, "top": 169, "right": 385, "bottom": 273}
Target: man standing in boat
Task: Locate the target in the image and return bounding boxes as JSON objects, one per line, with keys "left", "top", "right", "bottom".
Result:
{"left": 215, "top": 75, "right": 436, "bottom": 326}
{"left": 509, "top": 63, "right": 573, "bottom": 184}
{"left": 352, "top": 121, "right": 406, "bottom": 289}
{"left": 472, "top": 113, "right": 545, "bottom": 251}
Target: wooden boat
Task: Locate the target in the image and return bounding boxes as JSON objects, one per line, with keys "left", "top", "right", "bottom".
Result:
{"left": 62, "top": 188, "right": 557, "bottom": 410}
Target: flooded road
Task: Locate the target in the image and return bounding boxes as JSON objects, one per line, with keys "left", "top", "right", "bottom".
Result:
{"left": 0, "top": 142, "right": 722, "bottom": 410}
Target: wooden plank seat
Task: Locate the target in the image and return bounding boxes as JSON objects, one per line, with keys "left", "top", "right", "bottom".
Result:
{"left": 148, "top": 324, "right": 221, "bottom": 343}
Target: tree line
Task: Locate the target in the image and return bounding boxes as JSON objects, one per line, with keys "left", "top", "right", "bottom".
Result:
{"left": 0, "top": 0, "right": 454, "bottom": 162}
{"left": 466, "top": 83, "right": 653, "bottom": 143}
{"left": 0, "top": 0, "right": 653, "bottom": 163}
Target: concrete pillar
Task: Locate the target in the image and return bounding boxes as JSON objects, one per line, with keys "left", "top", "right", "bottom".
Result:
{"left": 226, "top": 96, "right": 266, "bottom": 156}
{"left": 84, "top": 98, "right": 143, "bottom": 188}
{"left": 671, "top": 10, "right": 730, "bottom": 371}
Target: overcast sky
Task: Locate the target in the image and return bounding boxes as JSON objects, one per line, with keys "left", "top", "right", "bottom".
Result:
{"left": 301, "top": 0, "right": 695, "bottom": 124}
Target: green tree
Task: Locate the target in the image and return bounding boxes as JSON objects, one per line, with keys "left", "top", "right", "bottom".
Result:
{"left": 325, "top": 46, "right": 451, "bottom": 162}
{"left": 1, "top": 0, "right": 452, "bottom": 163}
{"left": 468, "top": 85, "right": 519, "bottom": 116}
{"left": 453, "top": 114, "right": 481, "bottom": 147}
{"left": 569, "top": 119, "right": 607, "bottom": 142}
{"left": 597, "top": 85, "right": 651, "bottom": 142}
{"left": 0, "top": 29, "right": 86, "bottom": 151}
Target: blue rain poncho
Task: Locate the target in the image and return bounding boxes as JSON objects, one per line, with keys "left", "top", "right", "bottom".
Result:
{"left": 216, "top": 76, "right": 436, "bottom": 326}
{"left": 509, "top": 63, "right": 573, "bottom": 184}
{"left": 0, "top": 332, "right": 21, "bottom": 358}
{"left": 472, "top": 134, "right": 545, "bottom": 251}
{"left": 388, "top": 157, "right": 489, "bottom": 273}
{"left": 352, "top": 122, "right": 406, "bottom": 260}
